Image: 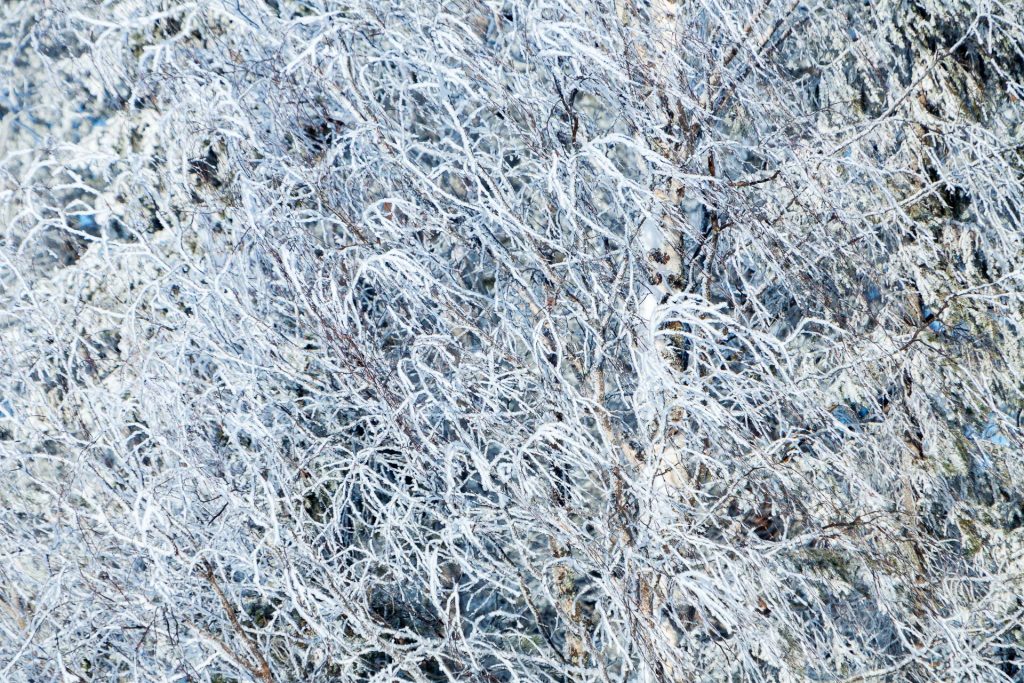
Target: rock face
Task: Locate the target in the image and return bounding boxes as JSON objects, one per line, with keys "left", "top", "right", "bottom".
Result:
{"left": 1, "top": 1, "right": 1022, "bottom": 681}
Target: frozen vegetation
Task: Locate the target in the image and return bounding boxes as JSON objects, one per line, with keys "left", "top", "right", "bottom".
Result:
{"left": 1, "top": 0, "right": 1023, "bottom": 681}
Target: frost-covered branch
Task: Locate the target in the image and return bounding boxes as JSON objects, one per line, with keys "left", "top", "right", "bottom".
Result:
{"left": 1, "top": 0, "right": 1023, "bottom": 681}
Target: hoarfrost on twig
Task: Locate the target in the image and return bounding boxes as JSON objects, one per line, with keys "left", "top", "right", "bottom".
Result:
{"left": 1, "top": 0, "right": 1023, "bottom": 681}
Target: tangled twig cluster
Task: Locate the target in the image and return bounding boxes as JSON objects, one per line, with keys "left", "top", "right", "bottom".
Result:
{"left": 1, "top": 1, "right": 1023, "bottom": 681}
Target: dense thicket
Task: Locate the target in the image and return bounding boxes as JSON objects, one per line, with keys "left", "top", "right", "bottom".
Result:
{"left": 1, "top": 1, "right": 1023, "bottom": 681}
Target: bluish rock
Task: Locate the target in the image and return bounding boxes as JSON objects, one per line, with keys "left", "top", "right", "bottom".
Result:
{"left": 966, "top": 414, "right": 1011, "bottom": 447}
{"left": 949, "top": 321, "right": 970, "bottom": 340}
{"left": 832, "top": 405, "right": 858, "bottom": 427}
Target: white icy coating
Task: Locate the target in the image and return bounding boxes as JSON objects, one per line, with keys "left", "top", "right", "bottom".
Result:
{"left": 1, "top": 1, "right": 1023, "bottom": 682}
